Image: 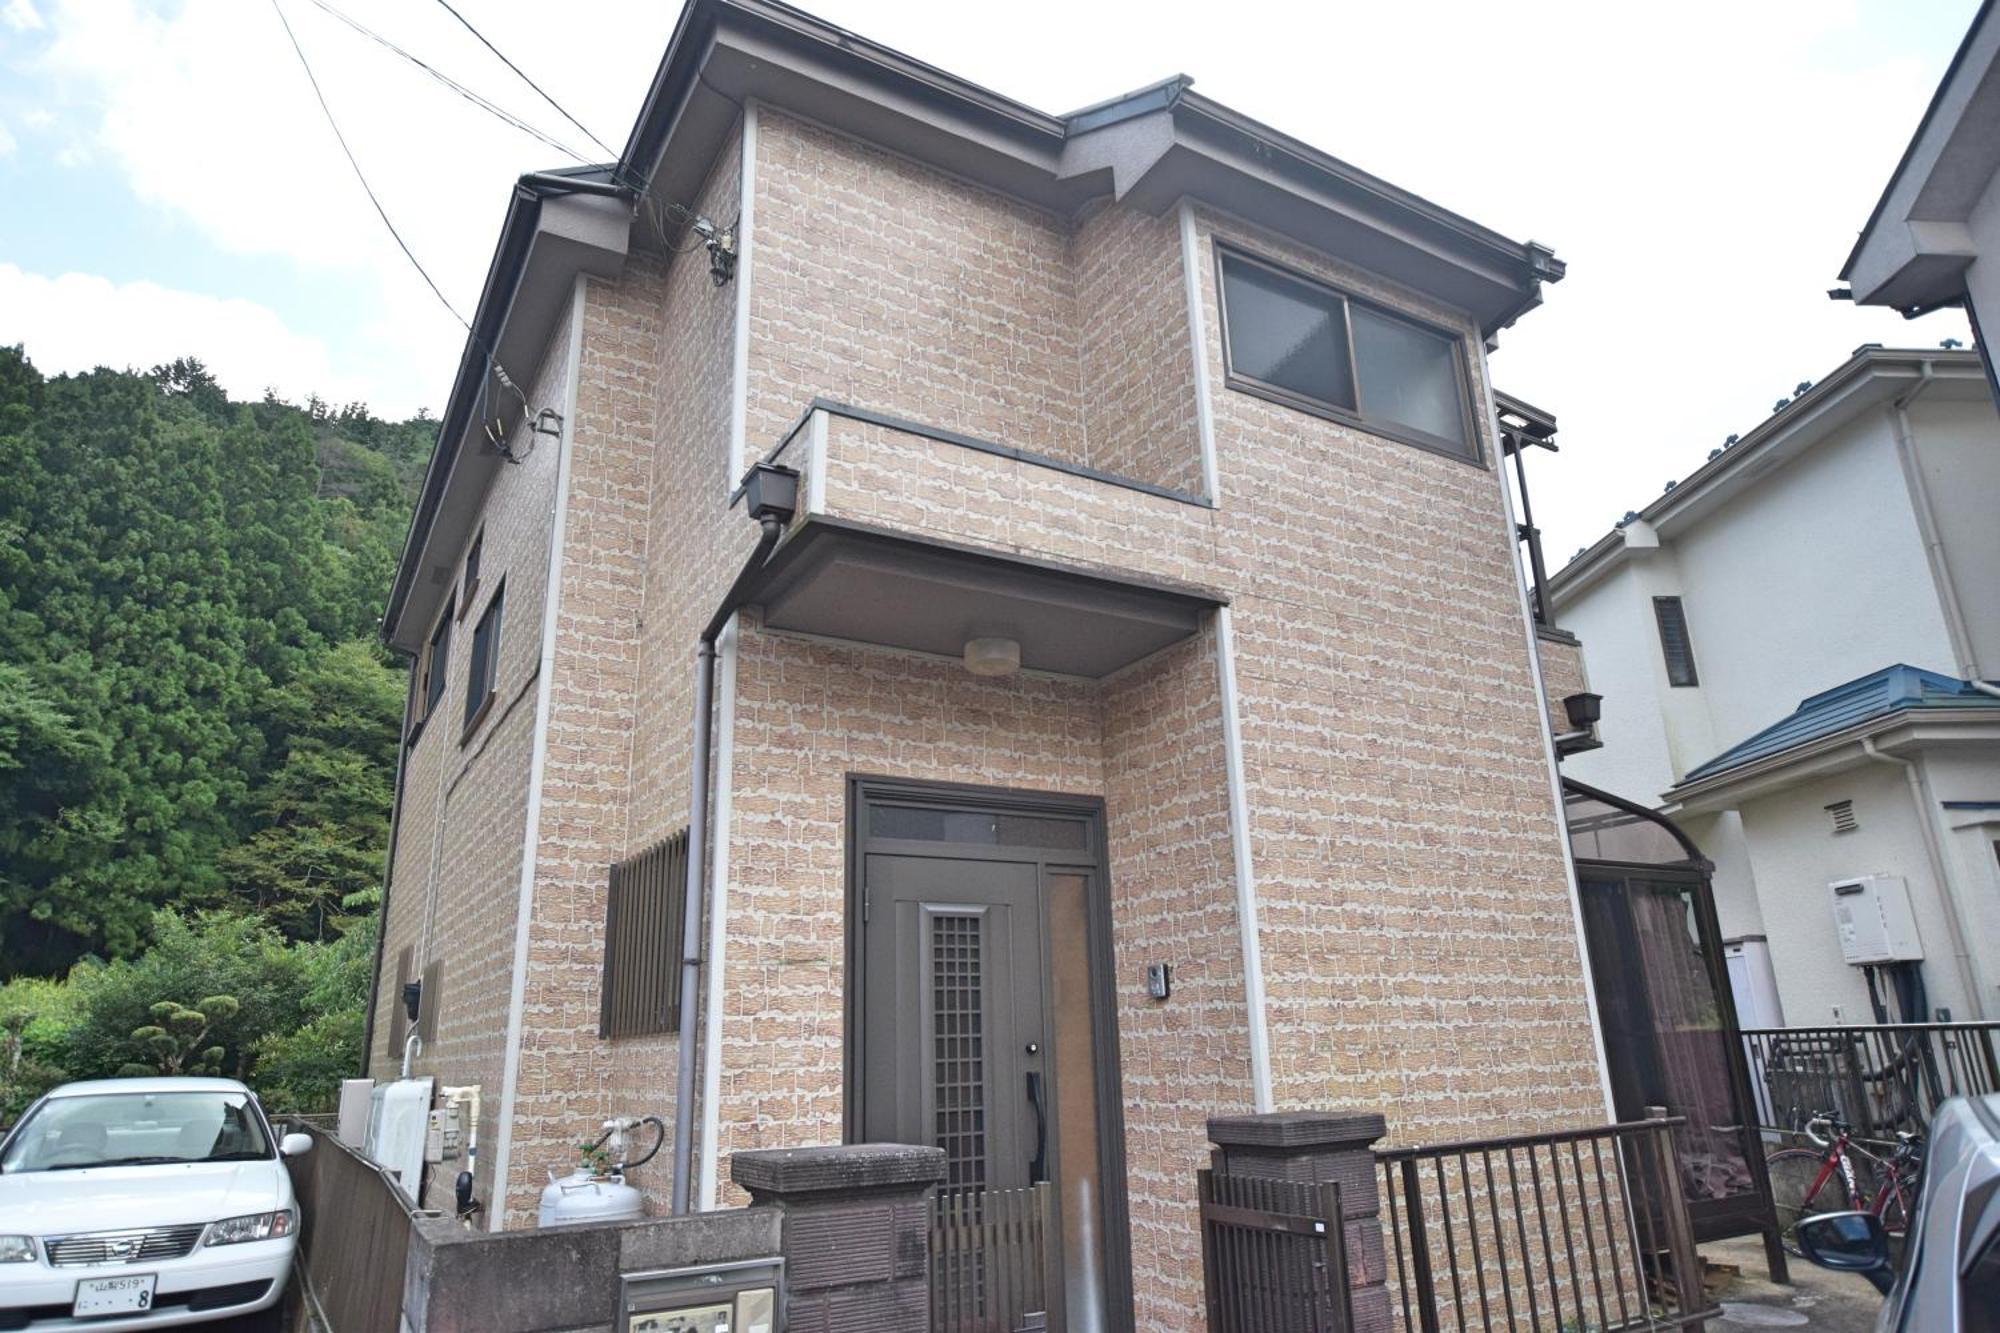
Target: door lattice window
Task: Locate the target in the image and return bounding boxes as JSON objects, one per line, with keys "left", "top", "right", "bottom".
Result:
{"left": 931, "top": 912, "right": 987, "bottom": 1193}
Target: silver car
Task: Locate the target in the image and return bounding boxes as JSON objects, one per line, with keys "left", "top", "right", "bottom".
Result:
{"left": 1796, "top": 1094, "right": 2000, "bottom": 1330}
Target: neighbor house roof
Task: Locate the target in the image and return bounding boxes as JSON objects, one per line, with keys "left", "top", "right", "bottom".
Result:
{"left": 382, "top": 0, "right": 1567, "bottom": 651}
{"left": 1678, "top": 664, "right": 2000, "bottom": 786}
{"left": 1547, "top": 347, "right": 1989, "bottom": 609}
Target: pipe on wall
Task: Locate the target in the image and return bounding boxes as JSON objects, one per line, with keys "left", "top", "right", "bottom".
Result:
{"left": 670, "top": 513, "right": 786, "bottom": 1215}
{"left": 1859, "top": 737, "right": 1990, "bottom": 1020}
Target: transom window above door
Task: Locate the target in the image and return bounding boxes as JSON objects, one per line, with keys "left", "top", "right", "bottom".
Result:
{"left": 1216, "top": 246, "right": 1478, "bottom": 462}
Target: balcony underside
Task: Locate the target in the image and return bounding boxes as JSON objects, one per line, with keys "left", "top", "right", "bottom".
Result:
{"left": 748, "top": 519, "right": 1224, "bottom": 679}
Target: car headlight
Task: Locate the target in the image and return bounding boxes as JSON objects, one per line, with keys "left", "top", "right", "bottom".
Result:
{"left": 203, "top": 1210, "right": 296, "bottom": 1247}
{"left": 0, "top": 1236, "right": 35, "bottom": 1263}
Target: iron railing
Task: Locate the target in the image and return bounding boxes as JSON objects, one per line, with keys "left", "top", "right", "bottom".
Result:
{"left": 1377, "top": 1114, "right": 1714, "bottom": 1333}
{"left": 1199, "top": 1170, "right": 1354, "bottom": 1333}
{"left": 286, "top": 1125, "right": 414, "bottom": 1333}
{"left": 1742, "top": 1023, "right": 2000, "bottom": 1140}
{"left": 932, "top": 1182, "right": 1054, "bottom": 1333}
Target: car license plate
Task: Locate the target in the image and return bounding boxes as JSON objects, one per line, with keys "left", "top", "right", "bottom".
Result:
{"left": 73, "top": 1273, "right": 157, "bottom": 1316}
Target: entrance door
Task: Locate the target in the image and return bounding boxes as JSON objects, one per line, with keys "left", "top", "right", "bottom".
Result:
{"left": 850, "top": 781, "right": 1130, "bottom": 1333}
{"left": 860, "top": 854, "right": 1047, "bottom": 1195}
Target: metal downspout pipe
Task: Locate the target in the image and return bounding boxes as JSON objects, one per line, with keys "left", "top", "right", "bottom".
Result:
{"left": 670, "top": 496, "right": 791, "bottom": 1215}
{"left": 1860, "top": 737, "right": 1990, "bottom": 1020}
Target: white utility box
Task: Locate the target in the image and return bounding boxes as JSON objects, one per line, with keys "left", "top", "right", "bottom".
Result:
{"left": 1828, "top": 874, "right": 1923, "bottom": 964}
{"left": 336, "top": 1078, "right": 375, "bottom": 1148}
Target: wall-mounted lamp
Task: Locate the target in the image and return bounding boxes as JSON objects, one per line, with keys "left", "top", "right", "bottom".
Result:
{"left": 691, "top": 217, "right": 737, "bottom": 287}
{"left": 1562, "top": 691, "right": 1603, "bottom": 731}
{"left": 963, "top": 636, "right": 1021, "bottom": 677}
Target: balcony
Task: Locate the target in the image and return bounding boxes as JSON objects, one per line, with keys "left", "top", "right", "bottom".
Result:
{"left": 741, "top": 401, "right": 1225, "bottom": 678}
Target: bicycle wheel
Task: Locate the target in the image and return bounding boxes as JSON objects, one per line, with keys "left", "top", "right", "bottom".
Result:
{"left": 1766, "top": 1148, "right": 1850, "bottom": 1254}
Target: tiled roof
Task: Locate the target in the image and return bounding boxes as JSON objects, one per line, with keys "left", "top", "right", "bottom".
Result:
{"left": 1678, "top": 664, "right": 2000, "bottom": 784}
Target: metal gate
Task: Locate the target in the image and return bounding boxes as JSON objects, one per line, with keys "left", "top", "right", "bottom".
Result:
{"left": 932, "top": 1183, "right": 1055, "bottom": 1333}
{"left": 1199, "top": 1170, "right": 1353, "bottom": 1333}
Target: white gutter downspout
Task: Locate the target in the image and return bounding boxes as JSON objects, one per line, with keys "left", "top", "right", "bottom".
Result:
{"left": 1888, "top": 360, "right": 1988, "bottom": 687}
{"left": 1180, "top": 198, "right": 1272, "bottom": 1111}
{"left": 1860, "top": 737, "right": 1991, "bottom": 1019}
{"left": 1480, "top": 341, "right": 1617, "bottom": 1120}
{"left": 489, "top": 276, "right": 589, "bottom": 1229}
{"left": 695, "top": 616, "right": 741, "bottom": 1209}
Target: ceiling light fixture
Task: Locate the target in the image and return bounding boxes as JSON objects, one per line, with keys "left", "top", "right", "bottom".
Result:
{"left": 963, "top": 637, "right": 1021, "bottom": 677}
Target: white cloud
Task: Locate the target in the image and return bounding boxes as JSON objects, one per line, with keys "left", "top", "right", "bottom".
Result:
{"left": 0, "top": 263, "right": 397, "bottom": 407}
{"left": 2, "top": 0, "right": 44, "bottom": 32}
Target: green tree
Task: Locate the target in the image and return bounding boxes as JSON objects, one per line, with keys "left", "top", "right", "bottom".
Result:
{"left": 120, "top": 995, "right": 240, "bottom": 1078}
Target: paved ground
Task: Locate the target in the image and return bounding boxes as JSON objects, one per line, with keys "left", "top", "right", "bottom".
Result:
{"left": 1701, "top": 1237, "right": 1884, "bottom": 1332}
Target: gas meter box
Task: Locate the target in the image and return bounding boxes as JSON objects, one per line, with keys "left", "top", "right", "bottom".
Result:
{"left": 619, "top": 1258, "right": 782, "bottom": 1333}
{"left": 1828, "top": 874, "right": 1923, "bottom": 964}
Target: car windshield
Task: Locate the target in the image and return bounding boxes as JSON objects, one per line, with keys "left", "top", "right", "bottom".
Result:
{"left": 1, "top": 1092, "right": 271, "bottom": 1173}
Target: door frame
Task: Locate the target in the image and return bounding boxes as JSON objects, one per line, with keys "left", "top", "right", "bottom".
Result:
{"left": 843, "top": 774, "right": 1135, "bottom": 1332}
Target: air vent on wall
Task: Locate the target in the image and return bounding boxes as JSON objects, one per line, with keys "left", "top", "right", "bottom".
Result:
{"left": 1825, "top": 800, "right": 1858, "bottom": 835}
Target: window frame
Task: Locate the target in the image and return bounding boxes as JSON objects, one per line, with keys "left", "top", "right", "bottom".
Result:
{"left": 414, "top": 596, "right": 454, "bottom": 736}
{"left": 599, "top": 830, "right": 690, "bottom": 1039}
{"left": 457, "top": 528, "right": 483, "bottom": 621}
{"left": 461, "top": 580, "right": 503, "bottom": 742}
{"left": 1653, "top": 595, "right": 1700, "bottom": 688}
{"left": 1213, "top": 242, "right": 1483, "bottom": 466}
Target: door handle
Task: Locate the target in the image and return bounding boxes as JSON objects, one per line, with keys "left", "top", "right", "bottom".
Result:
{"left": 1025, "top": 1071, "right": 1048, "bottom": 1184}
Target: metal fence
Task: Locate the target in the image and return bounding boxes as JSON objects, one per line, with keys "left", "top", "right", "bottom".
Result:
{"left": 286, "top": 1125, "right": 414, "bottom": 1333}
{"left": 1199, "top": 1170, "right": 1353, "bottom": 1333}
{"left": 1742, "top": 1023, "right": 2000, "bottom": 1140}
{"left": 1377, "top": 1115, "right": 1714, "bottom": 1333}
{"left": 932, "top": 1182, "right": 1053, "bottom": 1333}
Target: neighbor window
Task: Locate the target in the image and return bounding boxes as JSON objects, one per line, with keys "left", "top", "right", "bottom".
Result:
{"left": 419, "top": 598, "right": 453, "bottom": 725}
{"left": 600, "top": 830, "right": 690, "bottom": 1038}
{"left": 1653, "top": 596, "right": 1699, "bottom": 687}
{"left": 1217, "top": 247, "right": 1474, "bottom": 459}
{"left": 463, "top": 582, "right": 503, "bottom": 736}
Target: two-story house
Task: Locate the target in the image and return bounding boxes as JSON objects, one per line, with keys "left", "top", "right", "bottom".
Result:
{"left": 1551, "top": 346, "right": 2000, "bottom": 1032}
{"left": 366, "top": 2, "right": 1609, "bottom": 1325}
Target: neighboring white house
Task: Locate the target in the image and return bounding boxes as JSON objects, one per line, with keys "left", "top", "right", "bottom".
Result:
{"left": 1844, "top": 0, "right": 2000, "bottom": 405}
{"left": 1549, "top": 345, "right": 2000, "bottom": 1030}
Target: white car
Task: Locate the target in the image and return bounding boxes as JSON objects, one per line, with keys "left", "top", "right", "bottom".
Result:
{"left": 0, "top": 1077, "right": 310, "bottom": 1331}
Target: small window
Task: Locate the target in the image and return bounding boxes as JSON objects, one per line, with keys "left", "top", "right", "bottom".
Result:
{"left": 463, "top": 583, "right": 503, "bottom": 736}
{"left": 460, "top": 529, "right": 483, "bottom": 614}
{"left": 420, "top": 600, "right": 453, "bottom": 724}
{"left": 1653, "top": 596, "right": 1699, "bottom": 687}
{"left": 1217, "top": 247, "right": 1474, "bottom": 459}
{"left": 600, "top": 831, "right": 690, "bottom": 1038}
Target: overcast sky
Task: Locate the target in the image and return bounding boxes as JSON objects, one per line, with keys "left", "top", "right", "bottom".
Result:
{"left": 0, "top": 0, "right": 1978, "bottom": 557}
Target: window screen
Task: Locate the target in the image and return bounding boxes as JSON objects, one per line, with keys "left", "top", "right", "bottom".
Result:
{"left": 1653, "top": 596, "right": 1699, "bottom": 687}
{"left": 464, "top": 583, "right": 503, "bottom": 731}
{"left": 422, "top": 600, "right": 452, "bottom": 721}
{"left": 1219, "top": 246, "right": 1475, "bottom": 459}
{"left": 600, "top": 831, "right": 689, "bottom": 1038}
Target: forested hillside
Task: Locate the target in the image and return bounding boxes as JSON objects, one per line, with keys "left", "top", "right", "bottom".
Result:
{"left": 0, "top": 345, "right": 429, "bottom": 1115}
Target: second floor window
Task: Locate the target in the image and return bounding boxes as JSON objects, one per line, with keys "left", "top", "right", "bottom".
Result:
{"left": 1217, "top": 246, "right": 1475, "bottom": 461}
{"left": 464, "top": 582, "right": 503, "bottom": 735}
{"left": 420, "top": 597, "right": 453, "bottom": 724}
{"left": 1653, "top": 596, "right": 1699, "bottom": 687}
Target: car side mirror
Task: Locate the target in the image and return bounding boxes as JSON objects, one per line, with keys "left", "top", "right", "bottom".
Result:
{"left": 280, "top": 1133, "right": 314, "bottom": 1158}
{"left": 1796, "top": 1211, "right": 1894, "bottom": 1294}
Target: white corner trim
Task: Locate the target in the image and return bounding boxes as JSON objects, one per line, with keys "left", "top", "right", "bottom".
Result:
{"left": 1178, "top": 200, "right": 1220, "bottom": 502}
{"left": 726, "top": 102, "right": 759, "bottom": 491}
{"left": 1214, "top": 606, "right": 1274, "bottom": 1113}
{"left": 1478, "top": 343, "right": 1617, "bottom": 1120}
{"left": 806, "top": 407, "right": 829, "bottom": 517}
{"left": 488, "top": 276, "right": 589, "bottom": 1229}
{"left": 696, "top": 613, "right": 743, "bottom": 1209}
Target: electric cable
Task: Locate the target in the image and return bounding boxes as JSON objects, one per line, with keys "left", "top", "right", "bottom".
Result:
{"left": 430, "top": 0, "right": 619, "bottom": 162}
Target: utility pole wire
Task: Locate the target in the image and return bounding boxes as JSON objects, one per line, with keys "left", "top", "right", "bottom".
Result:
{"left": 430, "top": 0, "right": 620, "bottom": 163}
{"left": 306, "top": 0, "right": 594, "bottom": 167}
{"left": 267, "top": 0, "right": 470, "bottom": 332}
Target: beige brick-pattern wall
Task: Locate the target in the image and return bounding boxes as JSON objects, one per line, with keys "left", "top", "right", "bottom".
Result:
{"left": 1185, "top": 205, "right": 1605, "bottom": 1138}
{"left": 1538, "top": 629, "right": 1590, "bottom": 738}
{"left": 373, "top": 295, "right": 577, "bottom": 1209}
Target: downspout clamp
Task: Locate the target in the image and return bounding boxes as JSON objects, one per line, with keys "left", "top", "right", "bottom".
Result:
{"left": 670, "top": 462, "right": 799, "bottom": 1215}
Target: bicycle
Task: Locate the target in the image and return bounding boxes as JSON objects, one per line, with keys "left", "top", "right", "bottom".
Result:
{"left": 1765, "top": 1109, "right": 1923, "bottom": 1255}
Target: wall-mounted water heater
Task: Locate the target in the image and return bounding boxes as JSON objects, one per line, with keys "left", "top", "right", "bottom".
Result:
{"left": 1828, "top": 874, "right": 1923, "bottom": 965}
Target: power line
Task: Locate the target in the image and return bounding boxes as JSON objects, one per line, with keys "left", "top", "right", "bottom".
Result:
{"left": 267, "top": 0, "right": 468, "bottom": 331}
{"left": 429, "top": 0, "right": 619, "bottom": 164}
{"left": 306, "top": 0, "right": 593, "bottom": 166}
